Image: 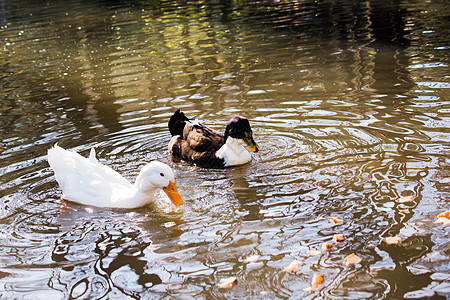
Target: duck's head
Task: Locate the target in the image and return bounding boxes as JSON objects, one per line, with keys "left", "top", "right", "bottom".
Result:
{"left": 138, "top": 162, "right": 183, "bottom": 206}
{"left": 224, "top": 116, "right": 260, "bottom": 152}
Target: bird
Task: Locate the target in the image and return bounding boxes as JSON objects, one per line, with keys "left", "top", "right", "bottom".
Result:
{"left": 47, "top": 144, "right": 183, "bottom": 208}
{"left": 168, "top": 109, "right": 259, "bottom": 168}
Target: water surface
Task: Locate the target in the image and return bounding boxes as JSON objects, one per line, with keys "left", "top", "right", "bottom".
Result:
{"left": 0, "top": 0, "right": 449, "bottom": 299}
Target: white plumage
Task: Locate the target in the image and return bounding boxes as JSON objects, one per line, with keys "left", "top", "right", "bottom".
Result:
{"left": 47, "top": 144, "right": 183, "bottom": 208}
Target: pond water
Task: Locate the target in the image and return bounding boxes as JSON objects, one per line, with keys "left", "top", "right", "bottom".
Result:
{"left": 0, "top": 0, "right": 449, "bottom": 299}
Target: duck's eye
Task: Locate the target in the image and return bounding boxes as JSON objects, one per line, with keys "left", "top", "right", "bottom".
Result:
{"left": 160, "top": 173, "right": 164, "bottom": 177}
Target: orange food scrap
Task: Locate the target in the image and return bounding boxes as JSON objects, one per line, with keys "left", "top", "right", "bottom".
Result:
{"left": 303, "top": 273, "right": 324, "bottom": 292}
{"left": 306, "top": 250, "right": 322, "bottom": 256}
{"left": 244, "top": 255, "right": 259, "bottom": 263}
{"left": 435, "top": 211, "right": 450, "bottom": 225}
{"left": 330, "top": 216, "right": 343, "bottom": 224}
{"left": 333, "top": 234, "right": 345, "bottom": 244}
{"left": 218, "top": 277, "right": 237, "bottom": 288}
{"left": 343, "top": 253, "right": 362, "bottom": 266}
{"left": 282, "top": 260, "right": 301, "bottom": 272}
{"left": 397, "top": 195, "right": 414, "bottom": 203}
{"left": 437, "top": 211, "right": 450, "bottom": 219}
{"left": 385, "top": 236, "right": 402, "bottom": 245}
{"left": 322, "top": 242, "right": 333, "bottom": 252}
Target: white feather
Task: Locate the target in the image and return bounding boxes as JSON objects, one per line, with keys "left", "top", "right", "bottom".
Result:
{"left": 216, "top": 137, "right": 252, "bottom": 167}
{"left": 47, "top": 144, "right": 179, "bottom": 208}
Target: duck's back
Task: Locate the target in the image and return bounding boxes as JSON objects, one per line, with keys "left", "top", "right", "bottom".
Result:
{"left": 48, "top": 145, "right": 133, "bottom": 206}
{"left": 169, "top": 123, "right": 226, "bottom": 168}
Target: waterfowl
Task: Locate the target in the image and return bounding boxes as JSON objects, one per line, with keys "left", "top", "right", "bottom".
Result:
{"left": 168, "top": 110, "right": 259, "bottom": 168}
{"left": 47, "top": 144, "right": 183, "bottom": 208}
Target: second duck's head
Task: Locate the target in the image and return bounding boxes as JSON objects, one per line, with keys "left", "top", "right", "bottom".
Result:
{"left": 224, "top": 116, "right": 259, "bottom": 153}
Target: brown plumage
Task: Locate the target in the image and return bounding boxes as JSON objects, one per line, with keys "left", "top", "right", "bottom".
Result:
{"left": 168, "top": 110, "right": 259, "bottom": 169}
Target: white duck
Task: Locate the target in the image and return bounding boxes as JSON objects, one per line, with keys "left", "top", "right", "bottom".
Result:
{"left": 47, "top": 144, "right": 183, "bottom": 208}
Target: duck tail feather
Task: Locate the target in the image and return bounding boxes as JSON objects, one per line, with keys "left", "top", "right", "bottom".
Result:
{"left": 89, "top": 147, "right": 98, "bottom": 163}
{"left": 168, "top": 109, "right": 190, "bottom": 136}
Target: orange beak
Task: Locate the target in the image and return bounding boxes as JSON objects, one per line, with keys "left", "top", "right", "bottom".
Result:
{"left": 162, "top": 180, "right": 183, "bottom": 206}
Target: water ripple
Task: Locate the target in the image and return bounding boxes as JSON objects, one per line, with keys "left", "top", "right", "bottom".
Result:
{"left": 0, "top": 0, "right": 448, "bottom": 299}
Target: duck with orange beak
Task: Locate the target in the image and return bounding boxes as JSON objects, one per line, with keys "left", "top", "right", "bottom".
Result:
{"left": 48, "top": 144, "right": 183, "bottom": 208}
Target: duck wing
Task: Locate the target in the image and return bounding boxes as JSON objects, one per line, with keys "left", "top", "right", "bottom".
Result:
{"left": 168, "top": 123, "right": 226, "bottom": 168}
{"left": 183, "top": 123, "right": 224, "bottom": 152}
{"left": 48, "top": 145, "right": 133, "bottom": 205}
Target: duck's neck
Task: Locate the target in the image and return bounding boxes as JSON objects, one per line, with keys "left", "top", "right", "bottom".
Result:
{"left": 126, "top": 174, "right": 158, "bottom": 207}
{"left": 216, "top": 137, "right": 251, "bottom": 167}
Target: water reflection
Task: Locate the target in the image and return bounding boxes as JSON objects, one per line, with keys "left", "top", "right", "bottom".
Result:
{"left": 50, "top": 204, "right": 186, "bottom": 298}
{"left": 0, "top": 0, "right": 449, "bottom": 299}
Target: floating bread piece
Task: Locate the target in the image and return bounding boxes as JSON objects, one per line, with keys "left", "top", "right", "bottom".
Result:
{"left": 306, "top": 242, "right": 333, "bottom": 256}
{"left": 343, "top": 253, "right": 362, "bottom": 266}
{"left": 435, "top": 211, "right": 450, "bottom": 225}
{"left": 330, "top": 216, "right": 343, "bottom": 224}
{"left": 303, "top": 273, "right": 324, "bottom": 292}
{"left": 397, "top": 195, "right": 414, "bottom": 203}
{"left": 244, "top": 255, "right": 259, "bottom": 263}
{"left": 306, "top": 250, "right": 322, "bottom": 256}
{"left": 282, "top": 260, "right": 301, "bottom": 272}
{"left": 218, "top": 277, "right": 237, "bottom": 288}
{"left": 437, "top": 211, "right": 450, "bottom": 218}
{"left": 163, "top": 222, "right": 177, "bottom": 228}
{"left": 385, "top": 236, "right": 402, "bottom": 245}
{"left": 333, "top": 234, "right": 345, "bottom": 244}
{"left": 321, "top": 242, "right": 333, "bottom": 252}
{"left": 435, "top": 217, "right": 450, "bottom": 225}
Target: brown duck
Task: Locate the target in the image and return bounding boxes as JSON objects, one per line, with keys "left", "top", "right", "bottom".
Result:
{"left": 168, "top": 110, "right": 259, "bottom": 168}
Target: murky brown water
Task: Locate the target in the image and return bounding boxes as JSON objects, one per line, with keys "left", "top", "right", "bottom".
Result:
{"left": 0, "top": 0, "right": 449, "bottom": 299}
